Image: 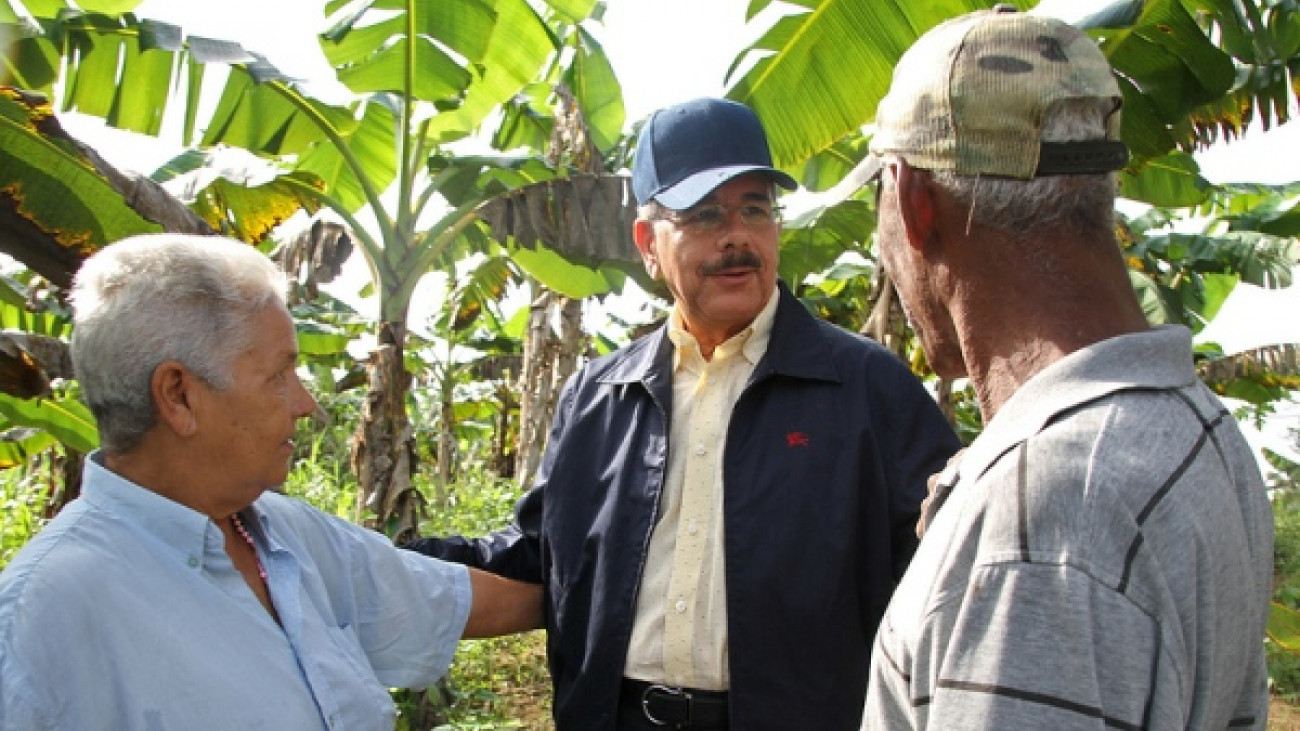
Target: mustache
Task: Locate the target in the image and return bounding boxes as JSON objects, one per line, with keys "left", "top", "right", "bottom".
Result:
{"left": 699, "top": 250, "right": 763, "bottom": 276}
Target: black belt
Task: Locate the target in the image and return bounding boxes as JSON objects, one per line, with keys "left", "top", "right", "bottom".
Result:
{"left": 620, "top": 678, "right": 729, "bottom": 729}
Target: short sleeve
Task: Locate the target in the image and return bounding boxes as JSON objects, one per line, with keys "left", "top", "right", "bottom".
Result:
{"left": 927, "top": 561, "right": 1158, "bottom": 730}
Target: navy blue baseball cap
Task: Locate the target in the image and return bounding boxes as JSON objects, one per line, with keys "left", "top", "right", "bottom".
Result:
{"left": 632, "top": 98, "right": 798, "bottom": 210}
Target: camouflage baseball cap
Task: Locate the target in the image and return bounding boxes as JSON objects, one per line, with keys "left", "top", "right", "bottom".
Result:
{"left": 869, "top": 5, "right": 1128, "bottom": 179}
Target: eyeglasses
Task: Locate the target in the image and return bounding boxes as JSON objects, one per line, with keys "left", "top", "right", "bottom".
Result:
{"left": 656, "top": 202, "right": 783, "bottom": 232}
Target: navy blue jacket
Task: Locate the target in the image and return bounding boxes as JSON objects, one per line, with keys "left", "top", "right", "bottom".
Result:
{"left": 407, "top": 284, "right": 961, "bottom": 730}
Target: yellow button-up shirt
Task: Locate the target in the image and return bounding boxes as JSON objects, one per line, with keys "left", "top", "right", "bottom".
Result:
{"left": 623, "top": 288, "right": 779, "bottom": 690}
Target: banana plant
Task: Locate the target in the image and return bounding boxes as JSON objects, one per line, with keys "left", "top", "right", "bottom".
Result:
{"left": 720, "top": 0, "right": 1299, "bottom": 424}
{"left": 0, "top": 0, "right": 638, "bottom": 536}
{"left": 724, "top": 0, "right": 1298, "bottom": 199}
{"left": 722, "top": 0, "right": 1299, "bottom": 301}
{"left": 1123, "top": 182, "right": 1300, "bottom": 406}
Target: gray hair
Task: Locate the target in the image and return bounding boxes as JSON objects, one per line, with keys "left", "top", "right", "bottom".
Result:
{"left": 70, "top": 234, "right": 288, "bottom": 454}
{"left": 929, "top": 98, "right": 1120, "bottom": 240}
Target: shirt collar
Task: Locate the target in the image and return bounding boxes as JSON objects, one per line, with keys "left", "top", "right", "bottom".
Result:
{"left": 952, "top": 325, "right": 1198, "bottom": 487}
{"left": 79, "top": 451, "right": 223, "bottom": 569}
{"left": 667, "top": 286, "right": 779, "bottom": 371}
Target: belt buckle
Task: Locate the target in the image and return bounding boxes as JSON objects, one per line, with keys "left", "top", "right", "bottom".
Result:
{"left": 641, "top": 683, "right": 691, "bottom": 727}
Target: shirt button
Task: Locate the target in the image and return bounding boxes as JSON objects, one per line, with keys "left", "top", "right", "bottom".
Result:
{"left": 187, "top": 556, "right": 199, "bottom": 568}
{"left": 694, "top": 444, "right": 706, "bottom": 456}
{"left": 688, "top": 520, "right": 699, "bottom": 535}
{"left": 675, "top": 598, "right": 687, "bottom": 613}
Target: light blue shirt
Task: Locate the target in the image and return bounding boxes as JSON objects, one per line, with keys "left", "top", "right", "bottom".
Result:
{"left": 0, "top": 452, "right": 471, "bottom": 730}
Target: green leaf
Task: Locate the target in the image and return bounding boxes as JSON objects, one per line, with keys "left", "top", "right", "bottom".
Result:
{"left": 1208, "top": 181, "right": 1300, "bottom": 238}
{"left": 0, "top": 91, "right": 161, "bottom": 257}
{"left": 1113, "top": 74, "right": 1177, "bottom": 159}
{"left": 540, "top": 0, "right": 597, "bottom": 24}
{"left": 0, "top": 24, "right": 61, "bottom": 91}
{"left": 1119, "top": 150, "right": 1211, "bottom": 207}
{"left": 727, "top": 0, "right": 1007, "bottom": 168}
{"left": 17, "top": 0, "right": 69, "bottom": 21}
{"left": 0, "top": 300, "right": 71, "bottom": 337}
{"left": 565, "top": 27, "right": 624, "bottom": 153}
{"left": 437, "top": 255, "right": 515, "bottom": 334}
{"left": 1270, "top": 601, "right": 1300, "bottom": 652}
{"left": 1220, "top": 376, "right": 1287, "bottom": 405}
{"left": 1098, "top": 0, "right": 1238, "bottom": 158}
{"left": 189, "top": 171, "right": 325, "bottom": 244}
{"left": 62, "top": 13, "right": 129, "bottom": 119}
{"left": 780, "top": 199, "right": 876, "bottom": 287}
{"left": 74, "top": 0, "right": 145, "bottom": 13}
{"left": 1100, "top": 0, "right": 1236, "bottom": 117}
{"left": 335, "top": 36, "right": 470, "bottom": 100}
{"left": 295, "top": 99, "right": 397, "bottom": 215}
{"left": 0, "top": 393, "right": 98, "bottom": 453}
{"left": 501, "top": 299, "right": 530, "bottom": 340}
{"left": 426, "top": 0, "right": 557, "bottom": 142}
{"left": 202, "top": 69, "right": 359, "bottom": 157}
{"left": 113, "top": 27, "right": 179, "bottom": 135}
{"left": 1198, "top": 272, "right": 1238, "bottom": 323}
{"left": 491, "top": 84, "right": 554, "bottom": 154}
{"left": 510, "top": 244, "right": 624, "bottom": 299}
{"left": 296, "top": 322, "right": 352, "bottom": 357}
{"left": 52, "top": 13, "right": 178, "bottom": 135}
{"left": 1130, "top": 269, "right": 1173, "bottom": 324}
{"left": 788, "top": 132, "right": 871, "bottom": 194}
{"left": 0, "top": 427, "right": 57, "bottom": 469}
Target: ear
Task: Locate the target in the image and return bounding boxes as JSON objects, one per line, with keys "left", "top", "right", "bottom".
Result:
{"left": 152, "top": 361, "right": 201, "bottom": 438}
{"left": 895, "top": 162, "right": 938, "bottom": 255}
{"left": 633, "top": 218, "right": 661, "bottom": 279}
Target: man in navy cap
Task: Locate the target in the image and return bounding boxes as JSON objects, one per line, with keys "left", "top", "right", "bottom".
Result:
{"left": 407, "top": 97, "right": 959, "bottom": 730}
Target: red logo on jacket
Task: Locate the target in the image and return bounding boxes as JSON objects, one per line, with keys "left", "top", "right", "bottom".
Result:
{"left": 785, "top": 431, "right": 809, "bottom": 447}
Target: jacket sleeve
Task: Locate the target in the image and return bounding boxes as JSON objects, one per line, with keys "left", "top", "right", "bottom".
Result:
{"left": 401, "top": 526, "right": 539, "bottom": 583}
{"left": 401, "top": 370, "right": 582, "bottom": 584}
{"left": 875, "top": 358, "right": 963, "bottom": 581}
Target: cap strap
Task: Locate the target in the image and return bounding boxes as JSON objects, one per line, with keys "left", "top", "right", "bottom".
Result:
{"left": 1035, "top": 140, "right": 1129, "bottom": 175}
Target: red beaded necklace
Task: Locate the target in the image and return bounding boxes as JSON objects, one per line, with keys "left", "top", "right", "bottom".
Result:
{"left": 230, "top": 512, "right": 266, "bottom": 580}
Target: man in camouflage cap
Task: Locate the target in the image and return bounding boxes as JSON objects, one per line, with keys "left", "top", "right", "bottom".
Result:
{"left": 859, "top": 7, "right": 1273, "bottom": 730}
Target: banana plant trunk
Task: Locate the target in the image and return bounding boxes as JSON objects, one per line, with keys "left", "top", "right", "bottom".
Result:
{"left": 350, "top": 320, "right": 423, "bottom": 544}
{"left": 514, "top": 283, "right": 584, "bottom": 488}
{"left": 865, "top": 269, "right": 957, "bottom": 429}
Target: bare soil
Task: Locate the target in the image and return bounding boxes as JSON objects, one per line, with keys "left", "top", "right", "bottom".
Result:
{"left": 1275, "top": 696, "right": 1300, "bottom": 730}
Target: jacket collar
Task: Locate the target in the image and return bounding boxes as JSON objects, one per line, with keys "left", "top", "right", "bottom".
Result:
{"left": 600, "top": 281, "right": 842, "bottom": 390}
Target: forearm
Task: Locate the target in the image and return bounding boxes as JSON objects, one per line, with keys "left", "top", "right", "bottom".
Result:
{"left": 462, "top": 568, "right": 544, "bottom": 638}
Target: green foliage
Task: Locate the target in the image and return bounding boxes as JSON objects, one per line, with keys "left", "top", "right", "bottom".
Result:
{"left": 796, "top": 256, "right": 877, "bottom": 331}
{"left": 283, "top": 389, "right": 364, "bottom": 520}
{"left": 1270, "top": 635, "right": 1300, "bottom": 701}
{"left": 281, "top": 378, "right": 549, "bottom": 730}
{"left": 408, "top": 465, "right": 549, "bottom": 729}
{"left": 1275, "top": 494, "right": 1300, "bottom": 605}
{"left": 0, "top": 89, "right": 162, "bottom": 261}
{"left": 0, "top": 455, "right": 53, "bottom": 570}
{"left": 1268, "top": 429, "right": 1300, "bottom": 698}
{"left": 426, "top": 630, "right": 549, "bottom": 730}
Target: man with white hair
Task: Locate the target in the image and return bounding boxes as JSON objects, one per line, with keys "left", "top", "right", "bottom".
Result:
{"left": 0, "top": 234, "right": 542, "bottom": 730}
{"left": 859, "top": 7, "right": 1273, "bottom": 730}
